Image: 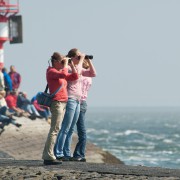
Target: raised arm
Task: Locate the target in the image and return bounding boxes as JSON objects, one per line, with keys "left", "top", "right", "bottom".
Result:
{"left": 47, "top": 68, "right": 69, "bottom": 80}
{"left": 65, "top": 61, "right": 78, "bottom": 81}
{"left": 82, "top": 59, "right": 97, "bottom": 77}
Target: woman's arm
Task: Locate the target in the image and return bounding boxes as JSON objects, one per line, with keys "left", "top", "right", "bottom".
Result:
{"left": 82, "top": 59, "right": 97, "bottom": 77}
{"left": 66, "top": 61, "right": 79, "bottom": 81}
{"left": 48, "top": 68, "right": 69, "bottom": 80}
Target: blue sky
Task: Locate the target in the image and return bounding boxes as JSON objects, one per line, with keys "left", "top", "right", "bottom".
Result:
{"left": 4, "top": 0, "right": 180, "bottom": 107}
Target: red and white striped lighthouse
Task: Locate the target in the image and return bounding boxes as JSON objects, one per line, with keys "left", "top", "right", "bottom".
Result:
{"left": 0, "top": 0, "right": 19, "bottom": 68}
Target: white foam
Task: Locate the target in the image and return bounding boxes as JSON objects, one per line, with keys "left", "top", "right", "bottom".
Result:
{"left": 163, "top": 139, "right": 173, "bottom": 144}
{"left": 164, "top": 123, "right": 177, "bottom": 128}
{"left": 86, "top": 128, "right": 96, "bottom": 133}
{"left": 114, "top": 129, "right": 165, "bottom": 140}
{"left": 87, "top": 128, "right": 109, "bottom": 135}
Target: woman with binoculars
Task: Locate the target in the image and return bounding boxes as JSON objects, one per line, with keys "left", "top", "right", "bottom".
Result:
{"left": 54, "top": 48, "right": 97, "bottom": 162}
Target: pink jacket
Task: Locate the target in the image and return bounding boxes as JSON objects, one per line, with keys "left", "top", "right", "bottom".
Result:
{"left": 67, "top": 64, "right": 96, "bottom": 101}
{"left": 81, "top": 76, "right": 92, "bottom": 102}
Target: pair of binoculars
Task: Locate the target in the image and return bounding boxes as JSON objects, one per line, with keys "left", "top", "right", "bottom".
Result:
{"left": 76, "top": 55, "right": 93, "bottom": 60}
{"left": 85, "top": 55, "right": 93, "bottom": 59}
{"left": 68, "top": 55, "right": 93, "bottom": 63}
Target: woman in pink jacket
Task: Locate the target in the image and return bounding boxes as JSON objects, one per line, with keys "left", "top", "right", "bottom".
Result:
{"left": 54, "top": 48, "right": 97, "bottom": 161}
{"left": 72, "top": 59, "right": 94, "bottom": 161}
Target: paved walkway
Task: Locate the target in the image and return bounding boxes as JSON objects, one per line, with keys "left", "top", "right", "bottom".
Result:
{"left": 0, "top": 160, "right": 180, "bottom": 179}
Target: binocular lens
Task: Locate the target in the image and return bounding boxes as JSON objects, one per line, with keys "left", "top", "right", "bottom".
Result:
{"left": 77, "top": 55, "right": 93, "bottom": 60}
{"left": 85, "top": 55, "right": 93, "bottom": 59}
{"left": 66, "top": 55, "right": 93, "bottom": 61}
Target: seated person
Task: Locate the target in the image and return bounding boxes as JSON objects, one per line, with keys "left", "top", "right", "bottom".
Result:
{"left": 0, "top": 94, "right": 21, "bottom": 129}
{"left": 0, "top": 114, "right": 22, "bottom": 129}
{"left": 0, "top": 91, "right": 14, "bottom": 116}
{"left": 5, "top": 89, "right": 32, "bottom": 119}
{"left": 31, "top": 95, "right": 51, "bottom": 122}
{"left": 17, "top": 92, "right": 41, "bottom": 119}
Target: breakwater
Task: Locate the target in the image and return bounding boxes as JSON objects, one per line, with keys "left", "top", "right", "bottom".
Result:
{"left": 0, "top": 117, "right": 180, "bottom": 179}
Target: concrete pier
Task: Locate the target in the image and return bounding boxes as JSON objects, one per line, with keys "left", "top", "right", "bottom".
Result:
{"left": 0, "top": 117, "right": 180, "bottom": 179}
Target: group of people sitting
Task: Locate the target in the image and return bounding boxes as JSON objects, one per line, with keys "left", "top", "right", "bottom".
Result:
{"left": 0, "top": 65, "right": 51, "bottom": 133}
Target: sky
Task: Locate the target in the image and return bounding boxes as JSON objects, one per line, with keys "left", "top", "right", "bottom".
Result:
{"left": 3, "top": 0, "right": 180, "bottom": 107}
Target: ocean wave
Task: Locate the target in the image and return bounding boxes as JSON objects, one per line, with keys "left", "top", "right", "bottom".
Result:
{"left": 126, "top": 156, "right": 159, "bottom": 165}
{"left": 120, "top": 145, "right": 155, "bottom": 151}
{"left": 87, "top": 128, "right": 109, "bottom": 135}
{"left": 131, "top": 139, "right": 156, "bottom": 146}
{"left": 114, "top": 129, "right": 165, "bottom": 140}
{"left": 174, "top": 134, "right": 180, "bottom": 138}
{"left": 114, "top": 130, "right": 140, "bottom": 136}
{"left": 96, "top": 137, "right": 110, "bottom": 142}
{"left": 124, "top": 154, "right": 171, "bottom": 164}
{"left": 86, "top": 128, "right": 96, "bottom": 133}
{"left": 164, "top": 123, "right": 177, "bottom": 128}
{"left": 161, "top": 150, "right": 173, "bottom": 154}
{"left": 163, "top": 139, "right": 173, "bottom": 144}
{"left": 86, "top": 108, "right": 180, "bottom": 169}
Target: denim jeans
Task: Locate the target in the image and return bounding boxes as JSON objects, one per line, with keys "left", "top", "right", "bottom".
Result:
{"left": 73, "top": 101, "right": 87, "bottom": 158}
{"left": 0, "top": 106, "right": 7, "bottom": 115}
{"left": 38, "top": 110, "right": 49, "bottom": 120}
{"left": 0, "top": 115, "right": 16, "bottom": 125}
{"left": 21, "top": 104, "right": 40, "bottom": 116}
{"left": 54, "top": 98, "right": 80, "bottom": 158}
{"left": 0, "top": 106, "right": 17, "bottom": 126}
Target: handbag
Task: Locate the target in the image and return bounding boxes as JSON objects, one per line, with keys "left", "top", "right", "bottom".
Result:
{"left": 36, "top": 83, "right": 63, "bottom": 107}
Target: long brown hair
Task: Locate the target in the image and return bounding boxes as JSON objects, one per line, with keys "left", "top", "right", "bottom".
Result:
{"left": 67, "top": 48, "right": 78, "bottom": 58}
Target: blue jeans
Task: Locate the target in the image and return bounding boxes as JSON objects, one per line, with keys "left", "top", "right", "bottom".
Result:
{"left": 73, "top": 101, "right": 87, "bottom": 158}
{"left": 21, "top": 104, "right": 40, "bottom": 116}
{"left": 40, "top": 107, "right": 51, "bottom": 120}
{"left": 0, "top": 115, "right": 16, "bottom": 126}
{"left": 0, "top": 106, "right": 7, "bottom": 115}
{"left": 38, "top": 110, "right": 50, "bottom": 120}
{"left": 54, "top": 98, "right": 80, "bottom": 158}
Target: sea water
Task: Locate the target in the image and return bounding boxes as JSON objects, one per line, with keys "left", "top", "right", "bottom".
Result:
{"left": 85, "top": 107, "right": 180, "bottom": 169}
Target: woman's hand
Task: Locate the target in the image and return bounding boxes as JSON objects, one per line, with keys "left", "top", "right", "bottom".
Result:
{"left": 61, "top": 57, "right": 70, "bottom": 68}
